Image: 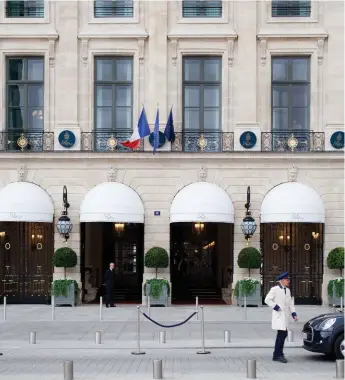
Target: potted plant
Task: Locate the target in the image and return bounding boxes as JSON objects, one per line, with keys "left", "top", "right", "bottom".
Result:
{"left": 144, "top": 247, "right": 169, "bottom": 306}
{"left": 52, "top": 247, "right": 78, "bottom": 307}
{"left": 235, "top": 247, "right": 261, "bottom": 307}
{"left": 327, "top": 247, "right": 344, "bottom": 306}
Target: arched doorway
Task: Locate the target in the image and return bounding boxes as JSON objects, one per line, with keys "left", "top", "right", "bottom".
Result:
{"left": 260, "top": 182, "right": 325, "bottom": 305}
{"left": 80, "top": 182, "right": 144, "bottom": 303}
{"left": 0, "top": 182, "right": 54, "bottom": 303}
{"left": 170, "top": 182, "right": 234, "bottom": 304}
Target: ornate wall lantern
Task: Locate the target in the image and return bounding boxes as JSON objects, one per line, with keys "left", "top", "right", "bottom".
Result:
{"left": 193, "top": 222, "right": 205, "bottom": 235}
{"left": 240, "top": 186, "right": 257, "bottom": 244}
{"left": 56, "top": 186, "right": 73, "bottom": 242}
{"left": 114, "top": 223, "right": 125, "bottom": 236}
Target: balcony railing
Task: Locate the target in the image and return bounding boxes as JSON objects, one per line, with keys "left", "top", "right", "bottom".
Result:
{"left": 81, "top": 130, "right": 144, "bottom": 152}
{"left": 182, "top": 0, "right": 222, "bottom": 18}
{"left": 0, "top": 131, "right": 54, "bottom": 152}
{"left": 171, "top": 131, "right": 234, "bottom": 152}
{"left": 5, "top": 0, "right": 44, "bottom": 18}
{"left": 272, "top": 1, "right": 311, "bottom": 17}
{"left": 261, "top": 131, "right": 324, "bottom": 152}
{"left": 94, "top": 0, "right": 134, "bottom": 17}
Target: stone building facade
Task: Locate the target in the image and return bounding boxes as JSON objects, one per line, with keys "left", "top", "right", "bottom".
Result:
{"left": 0, "top": 0, "right": 343, "bottom": 305}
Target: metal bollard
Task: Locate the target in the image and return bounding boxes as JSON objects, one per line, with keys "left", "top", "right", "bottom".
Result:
{"left": 29, "top": 332, "right": 36, "bottom": 344}
{"left": 341, "top": 297, "right": 343, "bottom": 312}
{"left": 224, "top": 330, "right": 231, "bottom": 343}
{"left": 95, "top": 331, "right": 101, "bottom": 344}
{"left": 131, "top": 306, "right": 145, "bottom": 355}
{"left": 51, "top": 296, "right": 55, "bottom": 321}
{"left": 197, "top": 306, "right": 210, "bottom": 355}
{"left": 147, "top": 295, "right": 151, "bottom": 317}
{"left": 335, "top": 360, "right": 344, "bottom": 379}
{"left": 246, "top": 359, "right": 257, "bottom": 379}
{"left": 287, "top": 330, "right": 294, "bottom": 343}
{"left": 3, "top": 296, "right": 6, "bottom": 321}
{"left": 195, "top": 296, "right": 199, "bottom": 320}
{"left": 159, "top": 331, "right": 166, "bottom": 344}
{"left": 99, "top": 296, "right": 103, "bottom": 321}
{"left": 153, "top": 359, "right": 163, "bottom": 379}
{"left": 64, "top": 360, "right": 74, "bottom": 380}
{"left": 244, "top": 295, "right": 247, "bottom": 320}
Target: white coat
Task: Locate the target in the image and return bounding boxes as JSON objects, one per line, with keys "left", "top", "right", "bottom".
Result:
{"left": 265, "top": 285, "right": 296, "bottom": 331}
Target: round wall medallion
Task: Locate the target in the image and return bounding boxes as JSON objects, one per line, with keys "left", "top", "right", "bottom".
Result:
{"left": 197, "top": 135, "right": 208, "bottom": 150}
{"left": 58, "top": 130, "right": 76, "bottom": 148}
{"left": 36, "top": 243, "right": 43, "bottom": 250}
{"left": 272, "top": 243, "right": 279, "bottom": 251}
{"left": 107, "top": 135, "right": 118, "bottom": 150}
{"left": 330, "top": 131, "right": 344, "bottom": 149}
{"left": 149, "top": 131, "right": 166, "bottom": 148}
{"left": 287, "top": 134, "right": 298, "bottom": 151}
{"left": 240, "top": 131, "right": 257, "bottom": 149}
{"left": 304, "top": 243, "right": 310, "bottom": 251}
{"left": 5, "top": 242, "right": 10, "bottom": 250}
{"left": 17, "top": 134, "right": 28, "bottom": 150}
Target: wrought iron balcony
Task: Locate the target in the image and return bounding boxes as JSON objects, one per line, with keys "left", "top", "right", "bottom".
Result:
{"left": 261, "top": 131, "right": 324, "bottom": 152}
{"left": 81, "top": 130, "right": 144, "bottom": 152}
{"left": 171, "top": 131, "right": 234, "bottom": 152}
{"left": 6, "top": 0, "right": 44, "bottom": 18}
{"left": 0, "top": 131, "right": 54, "bottom": 152}
{"left": 272, "top": 1, "right": 311, "bottom": 17}
{"left": 182, "top": 0, "right": 222, "bottom": 18}
{"left": 94, "top": 0, "right": 134, "bottom": 17}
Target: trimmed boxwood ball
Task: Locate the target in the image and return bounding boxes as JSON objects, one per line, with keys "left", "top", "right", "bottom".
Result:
{"left": 327, "top": 247, "right": 344, "bottom": 275}
{"left": 237, "top": 247, "right": 261, "bottom": 276}
{"left": 145, "top": 247, "right": 169, "bottom": 278}
{"left": 52, "top": 247, "right": 77, "bottom": 278}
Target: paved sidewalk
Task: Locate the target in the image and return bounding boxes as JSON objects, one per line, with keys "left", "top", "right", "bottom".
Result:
{"left": 0, "top": 348, "right": 336, "bottom": 380}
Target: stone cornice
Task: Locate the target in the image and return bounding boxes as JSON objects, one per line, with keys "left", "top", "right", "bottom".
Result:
{"left": 78, "top": 32, "right": 148, "bottom": 40}
{"left": 168, "top": 31, "right": 237, "bottom": 40}
{"left": 0, "top": 33, "right": 58, "bottom": 40}
{"left": 257, "top": 29, "right": 328, "bottom": 40}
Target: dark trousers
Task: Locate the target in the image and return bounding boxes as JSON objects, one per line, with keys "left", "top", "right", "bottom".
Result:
{"left": 273, "top": 330, "right": 288, "bottom": 359}
{"left": 105, "top": 285, "right": 114, "bottom": 306}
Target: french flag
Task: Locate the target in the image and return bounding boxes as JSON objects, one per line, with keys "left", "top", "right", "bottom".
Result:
{"left": 120, "top": 108, "right": 150, "bottom": 149}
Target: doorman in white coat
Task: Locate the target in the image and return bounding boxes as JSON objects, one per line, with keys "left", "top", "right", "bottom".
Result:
{"left": 265, "top": 272, "right": 298, "bottom": 363}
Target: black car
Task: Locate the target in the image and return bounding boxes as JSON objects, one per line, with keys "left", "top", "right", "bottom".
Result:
{"left": 302, "top": 311, "right": 344, "bottom": 359}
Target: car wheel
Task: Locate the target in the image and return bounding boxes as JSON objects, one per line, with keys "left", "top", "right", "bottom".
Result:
{"left": 334, "top": 334, "right": 344, "bottom": 359}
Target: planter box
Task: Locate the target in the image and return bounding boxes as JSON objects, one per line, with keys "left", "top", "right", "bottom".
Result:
{"left": 329, "top": 282, "right": 344, "bottom": 307}
{"left": 53, "top": 283, "right": 75, "bottom": 307}
{"left": 237, "top": 283, "right": 261, "bottom": 307}
{"left": 146, "top": 283, "right": 168, "bottom": 307}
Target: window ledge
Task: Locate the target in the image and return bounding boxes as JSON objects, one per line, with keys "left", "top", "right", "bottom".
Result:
{"left": 168, "top": 30, "right": 237, "bottom": 40}
{"left": 177, "top": 17, "right": 227, "bottom": 25}
{"left": 266, "top": 17, "right": 318, "bottom": 24}
{"left": 0, "top": 32, "right": 58, "bottom": 39}
{"left": 78, "top": 31, "right": 148, "bottom": 39}
{"left": 0, "top": 17, "right": 49, "bottom": 24}
{"left": 88, "top": 16, "right": 139, "bottom": 25}
{"left": 257, "top": 28, "right": 328, "bottom": 40}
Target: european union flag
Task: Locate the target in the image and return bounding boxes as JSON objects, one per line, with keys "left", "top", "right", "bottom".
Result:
{"left": 164, "top": 108, "right": 175, "bottom": 143}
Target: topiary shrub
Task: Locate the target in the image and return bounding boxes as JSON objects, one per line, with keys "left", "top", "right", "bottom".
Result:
{"left": 144, "top": 247, "right": 169, "bottom": 278}
{"left": 327, "top": 247, "right": 344, "bottom": 276}
{"left": 237, "top": 247, "right": 261, "bottom": 277}
{"left": 52, "top": 247, "right": 77, "bottom": 278}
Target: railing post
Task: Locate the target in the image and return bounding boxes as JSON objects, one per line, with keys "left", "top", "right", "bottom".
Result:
{"left": 99, "top": 296, "right": 103, "bottom": 321}
{"left": 147, "top": 295, "right": 151, "bottom": 317}
{"left": 131, "top": 306, "right": 145, "bottom": 355}
{"left": 197, "top": 306, "right": 210, "bottom": 355}
{"left": 3, "top": 296, "right": 6, "bottom": 321}
{"left": 51, "top": 295, "right": 55, "bottom": 321}
{"left": 195, "top": 296, "right": 199, "bottom": 320}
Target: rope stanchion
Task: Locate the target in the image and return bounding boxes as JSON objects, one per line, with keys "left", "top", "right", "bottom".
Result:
{"left": 142, "top": 311, "right": 197, "bottom": 328}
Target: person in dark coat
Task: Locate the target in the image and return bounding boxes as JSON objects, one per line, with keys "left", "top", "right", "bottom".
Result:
{"left": 104, "top": 262, "right": 116, "bottom": 308}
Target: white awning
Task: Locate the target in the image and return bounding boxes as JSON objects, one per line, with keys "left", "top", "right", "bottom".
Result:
{"left": 170, "top": 182, "right": 234, "bottom": 223}
{"left": 80, "top": 182, "right": 144, "bottom": 223}
{"left": 261, "top": 182, "right": 325, "bottom": 223}
{"left": 0, "top": 182, "right": 54, "bottom": 223}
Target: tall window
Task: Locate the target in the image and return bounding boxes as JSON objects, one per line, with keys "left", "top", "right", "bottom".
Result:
{"left": 95, "top": 57, "right": 133, "bottom": 131}
{"left": 7, "top": 57, "right": 44, "bottom": 131}
{"left": 94, "top": 0, "right": 133, "bottom": 18}
{"left": 272, "top": 0, "right": 311, "bottom": 17}
{"left": 183, "top": 57, "right": 221, "bottom": 132}
{"left": 272, "top": 57, "right": 310, "bottom": 131}
{"left": 182, "top": 0, "right": 222, "bottom": 18}
{"left": 5, "top": 0, "right": 44, "bottom": 18}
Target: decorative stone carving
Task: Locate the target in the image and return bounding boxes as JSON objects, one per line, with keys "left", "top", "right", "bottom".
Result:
{"left": 171, "top": 39, "right": 178, "bottom": 67}
{"left": 227, "top": 39, "right": 234, "bottom": 67}
{"left": 198, "top": 165, "right": 207, "bottom": 182}
{"left": 81, "top": 39, "right": 89, "bottom": 67}
{"left": 138, "top": 38, "right": 145, "bottom": 66}
{"left": 317, "top": 39, "right": 324, "bottom": 65}
{"left": 287, "top": 167, "right": 299, "bottom": 182}
{"left": 107, "top": 167, "right": 117, "bottom": 182}
{"left": 48, "top": 39, "right": 55, "bottom": 68}
{"left": 17, "top": 164, "right": 27, "bottom": 182}
{"left": 260, "top": 39, "right": 267, "bottom": 66}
